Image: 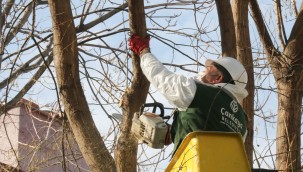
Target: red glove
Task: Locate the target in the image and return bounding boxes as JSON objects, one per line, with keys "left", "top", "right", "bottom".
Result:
{"left": 129, "top": 34, "right": 150, "bottom": 56}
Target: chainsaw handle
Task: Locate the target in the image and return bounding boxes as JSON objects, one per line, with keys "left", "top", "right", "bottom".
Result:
{"left": 140, "top": 102, "right": 164, "bottom": 118}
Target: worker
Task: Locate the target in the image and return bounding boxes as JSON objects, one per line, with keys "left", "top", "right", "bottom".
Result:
{"left": 129, "top": 34, "right": 248, "bottom": 156}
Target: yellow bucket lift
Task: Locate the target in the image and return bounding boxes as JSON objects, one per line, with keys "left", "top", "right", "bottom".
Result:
{"left": 166, "top": 132, "right": 251, "bottom": 172}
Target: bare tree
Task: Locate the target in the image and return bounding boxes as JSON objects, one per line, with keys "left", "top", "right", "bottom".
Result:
{"left": 215, "top": 0, "right": 254, "bottom": 166}
{"left": 249, "top": 0, "right": 303, "bottom": 171}
{"left": 232, "top": 0, "right": 255, "bottom": 166}
{"left": 215, "top": 0, "right": 236, "bottom": 57}
{"left": 48, "top": 0, "right": 116, "bottom": 171}
{"left": 0, "top": 0, "right": 302, "bottom": 171}
{"left": 114, "top": 0, "right": 149, "bottom": 171}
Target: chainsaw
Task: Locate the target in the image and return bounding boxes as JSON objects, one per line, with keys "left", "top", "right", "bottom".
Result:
{"left": 113, "top": 102, "right": 168, "bottom": 149}
{"left": 131, "top": 102, "right": 168, "bottom": 149}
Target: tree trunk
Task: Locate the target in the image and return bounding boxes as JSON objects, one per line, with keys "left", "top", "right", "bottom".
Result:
{"left": 276, "top": 83, "right": 302, "bottom": 171}
{"left": 249, "top": 0, "right": 303, "bottom": 170}
{"left": 216, "top": 0, "right": 255, "bottom": 166}
{"left": 48, "top": 0, "right": 116, "bottom": 171}
{"left": 275, "top": 9, "right": 303, "bottom": 170}
{"left": 215, "top": 0, "right": 236, "bottom": 57}
{"left": 232, "top": 0, "right": 254, "bottom": 166}
{"left": 114, "top": 0, "right": 149, "bottom": 171}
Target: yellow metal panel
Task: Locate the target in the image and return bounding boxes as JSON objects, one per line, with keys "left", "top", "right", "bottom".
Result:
{"left": 166, "top": 132, "right": 251, "bottom": 172}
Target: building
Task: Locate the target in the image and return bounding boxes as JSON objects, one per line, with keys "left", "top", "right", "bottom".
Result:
{"left": 0, "top": 99, "right": 89, "bottom": 171}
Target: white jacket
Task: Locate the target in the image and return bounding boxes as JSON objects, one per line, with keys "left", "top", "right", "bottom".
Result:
{"left": 140, "top": 53, "right": 248, "bottom": 111}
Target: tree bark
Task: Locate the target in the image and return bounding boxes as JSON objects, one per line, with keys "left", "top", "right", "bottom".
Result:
{"left": 250, "top": 0, "right": 303, "bottom": 171}
{"left": 114, "top": 0, "right": 149, "bottom": 171}
{"left": 216, "top": 1, "right": 255, "bottom": 166}
{"left": 215, "top": 0, "right": 236, "bottom": 57}
{"left": 276, "top": 83, "right": 302, "bottom": 171}
{"left": 48, "top": 0, "right": 116, "bottom": 171}
{"left": 275, "top": 8, "right": 303, "bottom": 171}
{"left": 232, "top": 0, "right": 254, "bottom": 167}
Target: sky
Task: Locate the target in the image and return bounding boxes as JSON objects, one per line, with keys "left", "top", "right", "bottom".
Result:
{"left": 1, "top": 0, "right": 302, "bottom": 171}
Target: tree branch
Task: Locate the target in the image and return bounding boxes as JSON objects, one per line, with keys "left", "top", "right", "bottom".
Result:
{"left": 4, "top": 1, "right": 33, "bottom": 46}
{"left": 249, "top": 0, "right": 280, "bottom": 58}
{"left": 291, "top": 0, "right": 299, "bottom": 17}
{"left": 76, "top": 2, "right": 128, "bottom": 32}
{"left": 287, "top": 7, "right": 303, "bottom": 42}
{"left": 284, "top": 6, "right": 303, "bottom": 67}
{"left": 115, "top": 0, "right": 149, "bottom": 171}
{"left": 0, "top": 55, "right": 53, "bottom": 115}
{"left": 215, "top": 0, "right": 236, "bottom": 57}
{"left": 0, "top": 41, "right": 52, "bottom": 89}
{"left": 274, "top": 0, "right": 286, "bottom": 50}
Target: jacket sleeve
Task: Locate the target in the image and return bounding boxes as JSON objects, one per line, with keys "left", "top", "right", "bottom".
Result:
{"left": 140, "top": 53, "right": 197, "bottom": 110}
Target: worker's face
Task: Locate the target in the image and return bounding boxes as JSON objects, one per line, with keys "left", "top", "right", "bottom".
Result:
{"left": 201, "top": 64, "right": 223, "bottom": 84}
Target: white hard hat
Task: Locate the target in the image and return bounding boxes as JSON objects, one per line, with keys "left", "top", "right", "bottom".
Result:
{"left": 205, "top": 57, "right": 248, "bottom": 89}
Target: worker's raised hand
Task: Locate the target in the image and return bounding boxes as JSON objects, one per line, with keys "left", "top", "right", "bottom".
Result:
{"left": 129, "top": 34, "right": 150, "bottom": 56}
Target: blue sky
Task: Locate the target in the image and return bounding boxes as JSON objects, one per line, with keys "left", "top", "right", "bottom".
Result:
{"left": 1, "top": 0, "right": 302, "bottom": 170}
